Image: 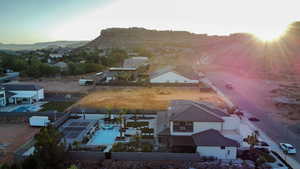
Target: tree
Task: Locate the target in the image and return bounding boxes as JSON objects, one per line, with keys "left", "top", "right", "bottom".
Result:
{"left": 33, "top": 125, "right": 67, "bottom": 169}
{"left": 67, "top": 165, "right": 79, "bottom": 169}
{"left": 246, "top": 132, "right": 259, "bottom": 151}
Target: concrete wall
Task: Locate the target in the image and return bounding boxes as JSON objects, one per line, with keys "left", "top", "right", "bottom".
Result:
{"left": 170, "top": 121, "right": 222, "bottom": 136}
{"left": 150, "top": 72, "right": 198, "bottom": 83}
{"left": 196, "top": 146, "right": 237, "bottom": 159}
{"left": 222, "top": 116, "right": 240, "bottom": 130}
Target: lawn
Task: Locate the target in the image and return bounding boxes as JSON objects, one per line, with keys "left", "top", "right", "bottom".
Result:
{"left": 40, "top": 101, "right": 75, "bottom": 112}
{"left": 76, "top": 87, "right": 224, "bottom": 110}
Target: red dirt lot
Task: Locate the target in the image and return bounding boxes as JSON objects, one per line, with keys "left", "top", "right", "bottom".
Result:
{"left": 0, "top": 124, "right": 39, "bottom": 163}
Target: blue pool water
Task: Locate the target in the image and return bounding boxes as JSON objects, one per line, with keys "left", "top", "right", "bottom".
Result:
{"left": 12, "top": 105, "right": 41, "bottom": 112}
{"left": 12, "top": 106, "right": 30, "bottom": 112}
{"left": 87, "top": 127, "right": 120, "bottom": 145}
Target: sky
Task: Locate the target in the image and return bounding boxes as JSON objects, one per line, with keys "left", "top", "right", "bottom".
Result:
{"left": 1, "top": 0, "right": 300, "bottom": 44}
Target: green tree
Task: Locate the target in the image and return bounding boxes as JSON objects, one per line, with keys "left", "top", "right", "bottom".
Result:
{"left": 34, "top": 125, "right": 67, "bottom": 169}
{"left": 67, "top": 165, "right": 79, "bottom": 169}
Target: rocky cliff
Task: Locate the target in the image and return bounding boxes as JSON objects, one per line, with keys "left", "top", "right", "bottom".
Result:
{"left": 82, "top": 23, "right": 300, "bottom": 76}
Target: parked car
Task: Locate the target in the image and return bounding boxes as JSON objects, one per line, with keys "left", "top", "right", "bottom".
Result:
{"left": 279, "top": 143, "right": 296, "bottom": 154}
{"left": 255, "top": 141, "right": 271, "bottom": 151}
{"left": 248, "top": 117, "right": 260, "bottom": 122}
{"left": 225, "top": 83, "right": 233, "bottom": 89}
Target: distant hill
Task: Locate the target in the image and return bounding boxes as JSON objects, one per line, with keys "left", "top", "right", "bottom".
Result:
{"left": 81, "top": 23, "right": 300, "bottom": 76}
{"left": 0, "top": 41, "right": 89, "bottom": 51}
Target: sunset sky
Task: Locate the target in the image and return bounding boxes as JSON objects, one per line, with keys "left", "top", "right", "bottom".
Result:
{"left": 1, "top": 0, "right": 300, "bottom": 44}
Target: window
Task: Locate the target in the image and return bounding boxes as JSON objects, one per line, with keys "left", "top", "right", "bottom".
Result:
{"left": 220, "top": 146, "right": 225, "bottom": 149}
{"left": 173, "top": 121, "right": 193, "bottom": 132}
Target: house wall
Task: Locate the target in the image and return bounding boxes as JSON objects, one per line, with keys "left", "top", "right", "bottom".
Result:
{"left": 8, "top": 90, "right": 44, "bottom": 103}
{"left": 37, "top": 89, "right": 44, "bottom": 100}
{"left": 0, "top": 90, "right": 6, "bottom": 106}
{"left": 170, "top": 121, "right": 222, "bottom": 136}
{"left": 150, "top": 72, "right": 198, "bottom": 83}
{"left": 222, "top": 116, "right": 240, "bottom": 130}
{"left": 196, "top": 146, "right": 237, "bottom": 159}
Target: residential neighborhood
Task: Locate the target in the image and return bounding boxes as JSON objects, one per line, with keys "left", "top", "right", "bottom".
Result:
{"left": 1, "top": 1, "right": 300, "bottom": 168}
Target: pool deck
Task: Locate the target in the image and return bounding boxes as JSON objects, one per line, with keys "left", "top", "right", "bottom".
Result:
{"left": 0, "top": 102, "right": 47, "bottom": 112}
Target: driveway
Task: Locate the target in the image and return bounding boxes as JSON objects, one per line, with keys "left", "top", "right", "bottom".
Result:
{"left": 205, "top": 71, "right": 300, "bottom": 167}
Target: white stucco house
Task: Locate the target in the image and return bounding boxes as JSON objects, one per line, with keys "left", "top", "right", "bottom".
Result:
{"left": 150, "top": 66, "right": 199, "bottom": 83}
{"left": 1, "top": 84, "right": 44, "bottom": 104}
{"left": 0, "top": 87, "right": 6, "bottom": 106}
{"left": 158, "top": 100, "right": 241, "bottom": 159}
{"left": 123, "top": 57, "right": 149, "bottom": 68}
{"left": 49, "top": 53, "right": 63, "bottom": 58}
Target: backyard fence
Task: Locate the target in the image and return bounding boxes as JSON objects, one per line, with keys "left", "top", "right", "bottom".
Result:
{"left": 69, "top": 152, "right": 200, "bottom": 161}
{"left": 68, "top": 107, "right": 163, "bottom": 115}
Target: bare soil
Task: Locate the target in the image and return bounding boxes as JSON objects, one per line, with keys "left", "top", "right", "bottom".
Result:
{"left": 76, "top": 87, "right": 225, "bottom": 110}
{"left": 0, "top": 124, "right": 39, "bottom": 162}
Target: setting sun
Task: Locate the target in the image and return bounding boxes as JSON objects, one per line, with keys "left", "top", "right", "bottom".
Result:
{"left": 253, "top": 27, "right": 287, "bottom": 41}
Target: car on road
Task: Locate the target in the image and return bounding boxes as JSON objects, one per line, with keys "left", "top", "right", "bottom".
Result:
{"left": 225, "top": 83, "right": 233, "bottom": 89}
{"left": 248, "top": 117, "right": 260, "bottom": 122}
{"left": 279, "top": 143, "right": 296, "bottom": 154}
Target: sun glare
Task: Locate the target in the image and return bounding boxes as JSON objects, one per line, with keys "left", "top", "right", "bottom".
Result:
{"left": 253, "top": 28, "right": 286, "bottom": 42}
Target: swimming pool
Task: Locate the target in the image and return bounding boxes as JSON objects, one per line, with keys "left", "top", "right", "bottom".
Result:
{"left": 12, "top": 104, "right": 42, "bottom": 112}
{"left": 87, "top": 126, "right": 120, "bottom": 145}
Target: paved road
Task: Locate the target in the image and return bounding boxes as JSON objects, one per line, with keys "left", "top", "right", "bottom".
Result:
{"left": 205, "top": 71, "right": 300, "bottom": 167}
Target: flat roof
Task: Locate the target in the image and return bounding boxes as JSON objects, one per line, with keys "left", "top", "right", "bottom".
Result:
{"left": 11, "top": 92, "right": 36, "bottom": 98}
{"left": 109, "top": 67, "right": 137, "bottom": 71}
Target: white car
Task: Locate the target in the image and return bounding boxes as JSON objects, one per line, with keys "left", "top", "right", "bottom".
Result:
{"left": 279, "top": 143, "right": 296, "bottom": 154}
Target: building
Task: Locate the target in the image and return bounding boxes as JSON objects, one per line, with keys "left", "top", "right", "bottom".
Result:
{"left": 100, "top": 67, "right": 137, "bottom": 83}
{"left": 158, "top": 100, "right": 241, "bottom": 159}
{"left": 123, "top": 57, "right": 149, "bottom": 68}
{"left": 150, "top": 66, "right": 199, "bottom": 83}
{"left": 1, "top": 84, "right": 44, "bottom": 104}
{"left": 60, "top": 119, "right": 98, "bottom": 145}
{"left": 53, "top": 61, "right": 68, "bottom": 72}
{"left": 49, "top": 53, "right": 63, "bottom": 58}
{"left": 0, "top": 72, "right": 20, "bottom": 83}
{"left": 0, "top": 87, "right": 6, "bottom": 106}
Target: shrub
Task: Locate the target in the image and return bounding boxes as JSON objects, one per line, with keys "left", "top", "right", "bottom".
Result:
{"left": 126, "top": 121, "right": 149, "bottom": 128}
{"left": 141, "top": 143, "right": 153, "bottom": 152}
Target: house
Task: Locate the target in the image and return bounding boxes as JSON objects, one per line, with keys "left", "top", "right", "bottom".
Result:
{"left": 123, "top": 57, "right": 149, "bottom": 68}
{"left": 0, "top": 87, "right": 6, "bottom": 106}
{"left": 49, "top": 53, "right": 63, "bottom": 59}
{"left": 1, "top": 84, "right": 44, "bottom": 104}
{"left": 100, "top": 67, "right": 137, "bottom": 83}
{"left": 0, "top": 72, "right": 20, "bottom": 83}
{"left": 53, "top": 61, "right": 68, "bottom": 72}
{"left": 150, "top": 66, "right": 199, "bottom": 83}
{"left": 158, "top": 100, "right": 241, "bottom": 159}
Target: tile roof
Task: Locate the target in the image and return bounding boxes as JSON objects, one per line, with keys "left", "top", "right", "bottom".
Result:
{"left": 170, "top": 104, "right": 224, "bottom": 122}
{"left": 192, "top": 129, "right": 239, "bottom": 147}
{"left": 170, "top": 100, "right": 229, "bottom": 117}
{"left": 150, "top": 65, "right": 199, "bottom": 80}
